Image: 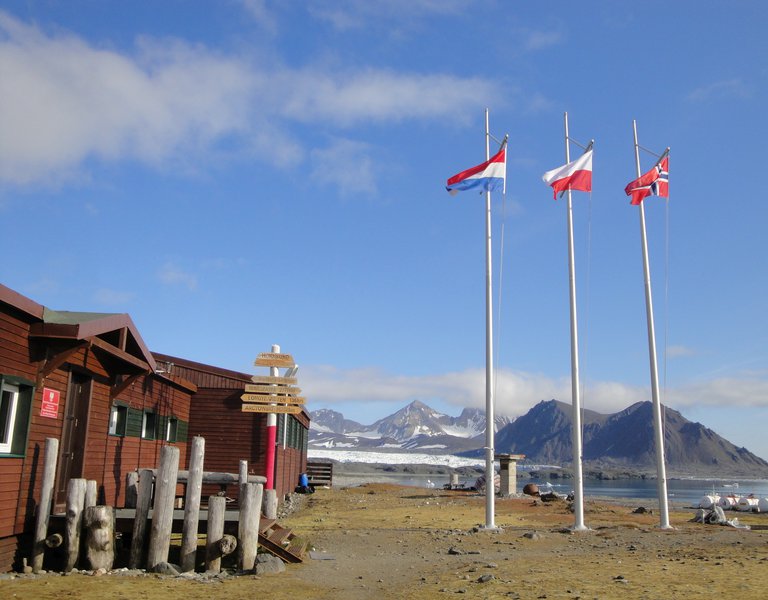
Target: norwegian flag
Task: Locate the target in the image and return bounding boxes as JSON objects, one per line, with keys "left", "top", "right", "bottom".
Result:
{"left": 625, "top": 155, "right": 669, "bottom": 205}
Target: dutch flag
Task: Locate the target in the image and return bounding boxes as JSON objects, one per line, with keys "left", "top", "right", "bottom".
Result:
{"left": 446, "top": 147, "right": 506, "bottom": 196}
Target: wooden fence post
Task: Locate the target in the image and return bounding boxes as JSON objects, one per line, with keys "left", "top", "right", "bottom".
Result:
{"left": 147, "top": 446, "right": 179, "bottom": 571}
{"left": 205, "top": 495, "right": 227, "bottom": 573}
{"left": 84, "top": 506, "right": 115, "bottom": 571}
{"left": 85, "top": 480, "right": 98, "bottom": 508}
{"left": 129, "top": 468, "right": 154, "bottom": 569}
{"left": 125, "top": 471, "right": 139, "bottom": 508}
{"left": 238, "top": 482, "right": 262, "bottom": 571}
{"left": 263, "top": 489, "right": 278, "bottom": 520}
{"left": 32, "top": 437, "right": 58, "bottom": 573}
{"left": 64, "top": 478, "right": 87, "bottom": 572}
{"left": 180, "top": 436, "right": 205, "bottom": 572}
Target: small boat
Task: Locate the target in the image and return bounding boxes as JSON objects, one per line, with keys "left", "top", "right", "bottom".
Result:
{"left": 757, "top": 497, "right": 768, "bottom": 513}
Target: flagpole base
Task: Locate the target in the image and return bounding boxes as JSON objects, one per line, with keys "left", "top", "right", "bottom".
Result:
{"left": 476, "top": 525, "right": 502, "bottom": 533}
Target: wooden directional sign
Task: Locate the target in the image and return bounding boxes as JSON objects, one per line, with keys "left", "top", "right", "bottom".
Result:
{"left": 250, "top": 375, "right": 297, "bottom": 385}
{"left": 241, "top": 393, "right": 306, "bottom": 404}
{"left": 244, "top": 384, "right": 302, "bottom": 396}
{"left": 254, "top": 352, "right": 295, "bottom": 368}
{"left": 241, "top": 404, "right": 303, "bottom": 414}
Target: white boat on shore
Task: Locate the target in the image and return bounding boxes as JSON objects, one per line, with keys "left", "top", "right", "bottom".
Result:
{"left": 736, "top": 495, "right": 759, "bottom": 512}
{"left": 698, "top": 494, "right": 719, "bottom": 509}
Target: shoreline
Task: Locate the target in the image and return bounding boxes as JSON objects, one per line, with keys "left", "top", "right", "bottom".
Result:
{"left": 319, "top": 458, "right": 768, "bottom": 482}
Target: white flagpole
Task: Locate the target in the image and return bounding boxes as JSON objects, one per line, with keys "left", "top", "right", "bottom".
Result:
{"left": 564, "top": 112, "right": 587, "bottom": 531}
{"left": 483, "top": 108, "right": 496, "bottom": 529}
{"left": 631, "top": 120, "right": 672, "bottom": 530}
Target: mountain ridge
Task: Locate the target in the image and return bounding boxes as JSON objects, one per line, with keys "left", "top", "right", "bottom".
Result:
{"left": 309, "top": 399, "right": 768, "bottom": 477}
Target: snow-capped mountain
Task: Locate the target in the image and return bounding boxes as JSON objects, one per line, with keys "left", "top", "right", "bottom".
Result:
{"left": 309, "top": 400, "right": 512, "bottom": 454}
{"left": 310, "top": 408, "right": 364, "bottom": 435}
{"left": 309, "top": 399, "right": 768, "bottom": 476}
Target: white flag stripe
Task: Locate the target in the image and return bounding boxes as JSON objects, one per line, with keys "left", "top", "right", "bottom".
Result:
{"left": 542, "top": 150, "right": 593, "bottom": 185}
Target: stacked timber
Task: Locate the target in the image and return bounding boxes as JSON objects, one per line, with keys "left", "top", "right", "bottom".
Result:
{"left": 30, "top": 436, "right": 298, "bottom": 574}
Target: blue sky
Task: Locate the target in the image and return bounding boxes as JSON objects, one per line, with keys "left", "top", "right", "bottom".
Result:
{"left": 2, "top": 1, "right": 767, "bottom": 460}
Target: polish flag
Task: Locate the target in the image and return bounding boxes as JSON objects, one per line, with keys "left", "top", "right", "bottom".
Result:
{"left": 542, "top": 149, "right": 593, "bottom": 198}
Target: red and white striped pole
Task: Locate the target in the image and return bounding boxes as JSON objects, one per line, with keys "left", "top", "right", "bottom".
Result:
{"left": 264, "top": 343, "right": 279, "bottom": 490}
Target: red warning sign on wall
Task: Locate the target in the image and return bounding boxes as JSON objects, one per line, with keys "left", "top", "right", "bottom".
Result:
{"left": 40, "top": 387, "right": 60, "bottom": 419}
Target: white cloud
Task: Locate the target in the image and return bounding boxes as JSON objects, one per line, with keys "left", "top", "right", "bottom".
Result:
{"left": 306, "top": 0, "right": 470, "bottom": 31}
{"left": 310, "top": 138, "right": 376, "bottom": 195}
{"left": 687, "top": 78, "right": 750, "bottom": 103}
{"left": 157, "top": 262, "right": 198, "bottom": 291}
{"left": 93, "top": 288, "right": 136, "bottom": 306}
{"left": 0, "top": 12, "right": 256, "bottom": 185}
{"left": 276, "top": 68, "right": 498, "bottom": 126}
{"left": 240, "top": 0, "right": 278, "bottom": 34}
{"left": 300, "top": 364, "right": 768, "bottom": 420}
{"left": 0, "top": 11, "right": 500, "bottom": 191}
{"left": 667, "top": 376, "right": 768, "bottom": 408}
{"left": 666, "top": 345, "right": 695, "bottom": 358}
{"left": 523, "top": 30, "right": 563, "bottom": 51}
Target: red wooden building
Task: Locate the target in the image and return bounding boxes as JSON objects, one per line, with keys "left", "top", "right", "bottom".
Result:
{"left": 152, "top": 353, "right": 309, "bottom": 503}
{"left": 0, "top": 284, "right": 308, "bottom": 572}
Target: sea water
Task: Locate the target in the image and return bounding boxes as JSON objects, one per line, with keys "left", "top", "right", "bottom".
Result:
{"left": 332, "top": 471, "right": 768, "bottom": 508}
{"left": 310, "top": 450, "right": 768, "bottom": 507}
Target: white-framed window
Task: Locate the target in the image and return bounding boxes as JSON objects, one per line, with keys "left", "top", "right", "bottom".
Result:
{"left": 109, "top": 404, "right": 128, "bottom": 436}
{"left": 166, "top": 417, "right": 178, "bottom": 442}
{"left": 0, "top": 384, "right": 20, "bottom": 454}
{"left": 141, "top": 411, "right": 156, "bottom": 440}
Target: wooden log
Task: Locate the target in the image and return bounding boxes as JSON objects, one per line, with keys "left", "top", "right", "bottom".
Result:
{"left": 147, "top": 446, "right": 179, "bottom": 571}
{"left": 239, "top": 460, "right": 248, "bottom": 490}
{"left": 125, "top": 471, "right": 139, "bottom": 508}
{"left": 205, "top": 495, "right": 226, "bottom": 573}
{"left": 263, "top": 488, "right": 278, "bottom": 520}
{"left": 218, "top": 534, "right": 237, "bottom": 556}
{"left": 129, "top": 468, "right": 154, "bottom": 569}
{"left": 32, "top": 437, "right": 58, "bottom": 573}
{"left": 45, "top": 533, "right": 63, "bottom": 548}
{"left": 180, "top": 436, "right": 205, "bottom": 573}
{"left": 238, "top": 460, "right": 248, "bottom": 506}
{"left": 85, "top": 480, "right": 98, "bottom": 508}
{"left": 150, "top": 469, "right": 266, "bottom": 485}
{"left": 237, "top": 482, "right": 263, "bottom": 571}
{"left": 84, "top": 506, "right": 115, "bottom": 571}
{"left": 64, "top": 478, "right": 87, "bottom": 572}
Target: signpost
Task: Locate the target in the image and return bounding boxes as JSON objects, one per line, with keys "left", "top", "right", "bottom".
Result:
{"left": 248, "top": 346, "right": 304, "bottom": 491}
{"left": 240, "top": 394, "right": 306, "bottom": 405}
{"left": 254, "top": 353, "right": 295, "bottom": 368}
{"left": 241, "top": 404, "right": 303, "bottom": 414}
{"left": 249, "top": 375, "right": 297, "bottom": 385}
{"left": 243, "top": 384, "right": 301, "bottom": 396}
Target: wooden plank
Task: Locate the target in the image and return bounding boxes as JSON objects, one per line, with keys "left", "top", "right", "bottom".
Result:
{"left": 258, "top": 531, "right": 303, "bottom": 564}
{"left": 254, "top": 352, "right": 295, "bottom": 368}
{"left": 243, "top": 384, "right": 301, "bottom": 395}
{"left": 250, "top": 375, "right": 297, "bottom": 385}
{"left": 241, "top": 395, "right": 306, "bottom": 405}
{"left": 241, "top": 404, "right": 302, "bottom": 414}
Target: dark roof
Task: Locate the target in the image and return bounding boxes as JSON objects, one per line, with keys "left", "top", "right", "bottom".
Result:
{"left": 0, "top": 283, "right": 156, "bottom": 373}
{"left": 0, "top": 283, "right": 45, "bottom": 320}
{"left": 153, "top": 352, "right": 253, "bottom": 382}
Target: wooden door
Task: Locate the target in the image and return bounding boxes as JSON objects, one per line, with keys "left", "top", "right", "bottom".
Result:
{"left": 55, "top": 372, "right": 92, "bottom": 508}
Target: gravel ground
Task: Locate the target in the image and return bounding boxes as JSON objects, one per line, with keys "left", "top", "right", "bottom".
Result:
{"left": 3, "top": 483, "right": 767, "bottom": 599}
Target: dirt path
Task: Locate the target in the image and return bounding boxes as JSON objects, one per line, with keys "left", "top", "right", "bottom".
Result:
{"left": 3, "top": 484, "right": 768, "bottom": 599}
